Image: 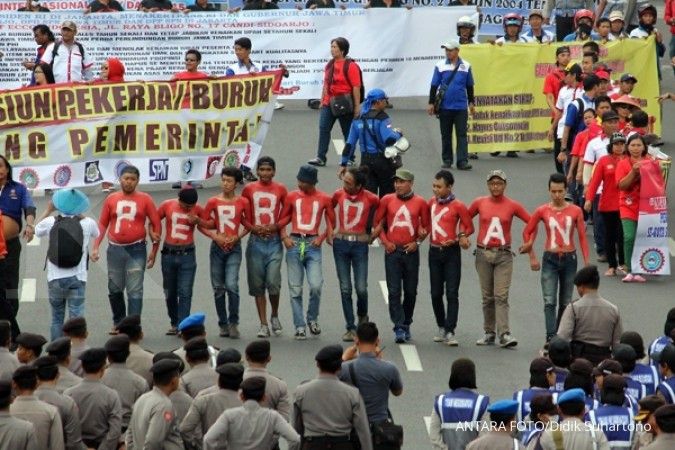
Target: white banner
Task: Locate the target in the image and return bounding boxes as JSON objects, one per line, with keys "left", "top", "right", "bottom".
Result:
{"left": 0, "top": 9, "right": 472, "bottom": 97}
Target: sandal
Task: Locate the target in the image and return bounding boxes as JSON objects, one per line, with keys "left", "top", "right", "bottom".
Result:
{"left": 616, "top": 266, "right": 628, "bottom": 276}
{"left": 604, "top": 268, "right": 616, "bottom": 276}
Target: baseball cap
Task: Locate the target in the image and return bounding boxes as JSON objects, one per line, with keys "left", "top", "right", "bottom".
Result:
{"left": 556, "top": 46, "right": 571, "bottom": 56}
{"left": 609, "top": 132, "right": 626, "bottom": 145}
{"left": 601, "top": 110, "right": 620, "bottom": 122}
{"left": 61, "top": 21, "right": 77, "bottom": 31}
{"left": 564, "top": 62, "right": 582, "bottom": 76}
{"left": 393, "top": 169, "right": 414, "bottom": 181}
{"left": 608, "top": 10, "right": 625, "bottom": 22}
{"left": 595, "top": 70, "right": 610, "bottom": 81}
{"left": 620, "top": 73, "right": 638, "bottom": 83}
{"left": 441, "top": 39, "right": 460, "bottom": 51}
{"left": 486, "top": 169, "right": 507, "bottom": 182}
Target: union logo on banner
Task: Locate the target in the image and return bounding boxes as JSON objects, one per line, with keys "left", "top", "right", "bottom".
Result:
{"left": 638, "top": 248, "right": 667, "bottom": 274}
{"left": 53, "top": 165, "right": 72, "bottom": 187}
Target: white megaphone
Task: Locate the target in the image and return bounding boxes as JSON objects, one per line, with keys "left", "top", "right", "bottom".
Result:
{"left": 384, "top": 136, "right": 410, "bottom": 159}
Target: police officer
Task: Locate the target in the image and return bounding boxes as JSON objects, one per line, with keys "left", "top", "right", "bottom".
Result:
{"left": 338, "top": 88, "right": 403, "bottom": 197}
{"left": 126, "top": 358, "right": 184, "bottom": 449}
{"left": 45, "top": 337, "right": 82, "bottom": 393}
{"left": 64, "top": 348, "right": 122, "bottom": 449}
{"left": 587, "top": 374, "right": 637, "bottom": 448}
{"left": 179, "top": 362, "right": 244, "bottom": 448}
{"left": 0, "top": 320, "right": 19, "bottom": 382}
{"left": 152, "top": 352, "right": 193, "bottom": 423}
{"left": 194, "top": 348, "right": 243, "bottom": 398}
{"left": 180, "top": 337, "right": 218, "bottom": 397}
{"left": 33, "top": 355, "right": 86, "bottom": 450}
{"left": 429, "top": 358, "right": 489, "bottom": 450}
{"left": 466, "top": 399, "right": 524, "bottom": 449}
{"left": 244, "top": 340, "right": 291, "bottom": 421}
{"left": 101, "top": 335, "right": 149, "bottom": 432}
{"left": 173, "top": 312, "right": 219, "bottom": 371}
{"left": 0, "top": 379, "right": 38, "bottom": 449}
{"left": 61, "top": 317, "right": 88, "bottom": 376}
{"left": 15, "top": 332, "right": 47, "bottom": 364}
{"left": 292, "top": 345, "right": 372, "bottom": 450}
{"left": 648, "top": 405, "right": 675, "bottom": 449}
{"left": 10, "top": 365, "right": 64, "bottom": 450}
{"left": 115, "top": 315, "right": 154, "bottom": 386}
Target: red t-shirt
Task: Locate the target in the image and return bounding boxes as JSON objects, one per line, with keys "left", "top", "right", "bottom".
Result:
{"left": 543, "top": 68, "right": 565, "bottom": 117}
{"left": 0, "top": 212, "right": 7, "bottom": 257}
{"left": 586, "top": 154, "right": 624, "bottom": 212}
{"left": 523, "top": 203, "right": 589, "bottom": 262}
{"left": 428, "top": 197, "right": 474, "bottom": 246}
{"left": 322, "top": 59, "right": 361, "bottom": 106}
{"left": 279, "top": 189, "right": 334, "bottom": 237}
{"left": 173, "top": 71, "right": 209, "bottom": 81}
{"left": 158, "top": 199, "right": 203, "bottom": 246}
{"left": 615, "top": 158, "right": 642, "bottom": 221}
{"left": 241, "top": 181, "right": 287, "bottom": 227}
{"left": 97, "top": 191, "right": 160, "bottom": 245}
{"left": 332, "top": 188, "right": 380, "bottom": 234}
{"left": 202, "top": 196, "right": 251, "bottom": 238}
{"left": 375, "top": 194, "right": 430, "bottom": 246}
{"left": 468, "top": 196, "right": 530, "bottom": 247}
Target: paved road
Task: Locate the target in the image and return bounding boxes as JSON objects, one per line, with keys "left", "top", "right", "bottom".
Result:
{"left": 14, "top": 37, "right": 675, "bottom": 450}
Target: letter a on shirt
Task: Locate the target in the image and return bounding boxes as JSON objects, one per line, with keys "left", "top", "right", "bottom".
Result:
{"left": 547, "top": 216, "right": 572, "bottom": 250}
{"left": 482, "top": 217, "right": 505, "bottom": 246}
{"left": 114, "top": 200, "right": 138, "bottom": 234}
{"left": 253, "top": 191, "right": 277, "bottom": 225}
{"left": 391, "top": 205, "right": 414, "bottom": 235}
{"left": 431, "top": 204, "right": 449, "bottom": 241}
{"left": 217, "top": 205, "right": 236, "bottom": 232}
{"left": 296, "top": 199, "right": 319, "bottom": 231}
{"left": 342, "top": 200, "right": 364, "bottom": 230}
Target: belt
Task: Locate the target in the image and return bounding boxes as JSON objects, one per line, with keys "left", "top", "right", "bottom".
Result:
{"left": 291, "top": 233, "right": 318, "bottom": 239}
{"left": 544, "top": 250, "right": 576, "bottom": 257}
{"left": 109, "top": 239, "right": 145, "bottom": 247}
{"left": 161, "top": 245, "right": 195, "bottom": 255}
{"left": 334, "top": 233, "right": 369, "bottom": 243}
{"left": 476, "top": 244, "right": 511, "bottom": 251}
{"left": 304, "top": 435, "right": 352, "bottom": 443}
{"left": 430, "top": 243, "right": 459, "bottom": 249}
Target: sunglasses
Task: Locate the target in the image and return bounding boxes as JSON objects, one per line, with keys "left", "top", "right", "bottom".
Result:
{"left": 185, "top": 58, "right": 197, "bottom": 62}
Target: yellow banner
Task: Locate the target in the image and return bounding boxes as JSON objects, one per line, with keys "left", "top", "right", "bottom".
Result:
{"left": 461, "top": 37, "right": 661, "bottom": 152}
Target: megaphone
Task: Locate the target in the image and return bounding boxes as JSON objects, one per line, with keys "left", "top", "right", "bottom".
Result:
{"left": 384, "top": 136, "right": 410, "bottom": 159}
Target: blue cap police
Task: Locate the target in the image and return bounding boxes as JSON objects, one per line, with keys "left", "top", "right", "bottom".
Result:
{"left": 178, "top": 312, "right": 206, "bottom": 333}
{"left": 487, "top": 399, "right": 519, "bottom": 415}
{"left": 557, "top": 388, "right": 586, "bottom": 405}
{"left": 297, "top": 165, "right": 318, "bottom": 185}
{"left": 52, "top": 188, "right": 90, "bottom": 215}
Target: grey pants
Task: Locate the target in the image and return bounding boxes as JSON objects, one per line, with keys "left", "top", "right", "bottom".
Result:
{"left": 475, "top": 247, "right": 513, "bottom": 335}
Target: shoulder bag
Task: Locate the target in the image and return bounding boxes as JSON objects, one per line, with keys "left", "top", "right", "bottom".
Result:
{"left": 328, "top": 59, "right": 355, "bottom": 117}
{"left": 433, "top": 61, "right": 461, "bottom": 116}
{"left": 362, "top": 118, "right": 403, "bottom": 169}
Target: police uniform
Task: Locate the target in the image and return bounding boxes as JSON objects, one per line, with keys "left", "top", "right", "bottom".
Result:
{"left": 173, "top": 313, "right": 219, "bottom": 372}
{"left": 179, "top": 363, "right": 244, "bottom": 448}
{"left": 153, "top": 352, "right": 194, "bottom": 422}
{"left": 180, "top": 337, "right": 218, "bottom": 397}
{"left": 643, "top": 405, "right": 675, "bottom": 449}
{"left": 15, "top": 332, "right": 47, "bottom": 363}
{"left": 126, "top": 359, "right": 184, "bottom": 450}
{"left": 46, "top": 338, "right": 83, "bottom": 394}
{"left": 465, "top": 400, "right": 525, "bottom": 450}
{"left": 429, "top": 387, "right": 489, "bottom": 450}
{"left": 292, "top": 345, "right": 372, "bottom": 450}
{"left": 244, "top": 366, "right": 291, "bottom": 420}
{"left": 10, "top": 366, "right": 65, "bottom": 450}
{"left": 0, "top": 345, "right": 19, "bottom": 381}
{"left": 0, "top": 380, "right": 38, "bottom": 450}
{"left": 101, "top": 335, "right": 150, "bottom": 429}
{"left": 63, "top": 349, "right": 122, "bottom": 450}
{"left": 62, "top": 317, "right": 89, "bottom": 377}
{"left": 116, "top": 316, "right": 155, "bottom": 387}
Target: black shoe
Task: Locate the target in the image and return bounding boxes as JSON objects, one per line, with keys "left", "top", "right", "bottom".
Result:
{"left": 441, "top": 162, "right": 453, "bottom": 169}
{"left": 469, "top": 153, "right": 479, "bottom": 160}
{"left": 307, "top": 99, "right": 321, "bottom": 110}
{"left": 307, "top": 158, "right": 326, "bottom": 167}
{"left": 490, "top": 152, "right": 500, "bottom": 157}
{"left": 506, "top": 151, "right": 519, "bottom": 158}
{"left": 457, "top": 164, "right": 472, "bottom": 171}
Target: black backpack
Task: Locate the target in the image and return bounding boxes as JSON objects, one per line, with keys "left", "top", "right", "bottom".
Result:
{"left": 327, "top": 57, "right": 365, "bottom": 103}
{"left": 51, "top": 41, "right": 86, "bottom": 71}
{"left": 47, "top": 216, "right": 84, "bottom": 268}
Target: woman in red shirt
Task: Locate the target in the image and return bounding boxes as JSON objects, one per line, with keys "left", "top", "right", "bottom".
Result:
{"left": 584, "top": 132, "right": 627, "bottom": 277}
{"left": 615, "top": 134, "right": 650, "bottom": 282}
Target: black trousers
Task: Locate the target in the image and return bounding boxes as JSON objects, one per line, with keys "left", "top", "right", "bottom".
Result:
{"left": 601, "top": 211, "right": 625, "bottom": 269}
{"left": 361, "top": 153, "right": 395, "bottom": 198}
{"left": 429, "top": 245, "right": 461, "bottom": 333}
{"left": 3, "top": 237, "right": 21, "bottom": 341}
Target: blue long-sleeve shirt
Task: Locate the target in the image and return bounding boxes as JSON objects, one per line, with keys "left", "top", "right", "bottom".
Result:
{"left": 429, "top": 58, "right": 474, "bottom": 111}
{"left": 341, "top": 112, "right": 401, "bottom": 165}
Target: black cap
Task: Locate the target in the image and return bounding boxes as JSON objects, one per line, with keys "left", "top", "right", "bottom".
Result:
{"left": 33, "top": 355, "right": 59, "bottom": 370}
{"left": 217, "top": 348, "right": 242, "bottom": 365}
{"left": 315, "top": 345, "right": 343, "bottom": 363}
{"left": 530, "top": 357, "right": 554, "bottom": 374}
{"left": 601, "top": 110, "right": 620, "bottom": 122}
{"left": 178, "top": 188, "right": 198, "bottom": 205}
{"left": 184, "top": 336, "right": 208, "bottom": 353}
{"left": 79, "top": 348, "right": 107, "bottom": 364}
{"left": 594, "top": 359, "right": 623, "bottom": 376}
{"left": 12, "top": 365, "right": 38, "bottom": 383}
{"left": 556, "top": 46, "right": 571, "bottom": 56}
{"left": 150, "top": 358, "right": 182, "bottom": 376}
{"left": 116, "top": 315, "right": 141, "bottom": 334}
{"left": 215, "top": 362, "right": 245, "bottom": 378}
{"left": 548, "top": 336, "right": 572, "bottom": 366}
{"left": 105, "top": 335, "right": 130, "bottom": 353}
{"left": 245, "top": 340, "right": 271, "bottom": 361}
{"left": 62, "top": 317, "right": 87, "bottom": 334}
{"left": 16, "top": 333, "right": 47, "bottom": 351}
{"left": 152, "top": 352, "right": 186, "bottom": 373}
{"left": 46, "top": 337, "right": 71, "bottom": 358}
{"left": 612, "top": 343, "right": 637, "bottom": 363}
{"left": 602, "top": 373, "right": 627, "bottom": 391}
{"left": 0, "top": 380, "right": 11, "bottom": 401}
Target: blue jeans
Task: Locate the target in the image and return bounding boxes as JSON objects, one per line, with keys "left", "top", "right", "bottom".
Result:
{"left": 107, "top": 242, "right": 146, "bottom": 325}
{"left": 332, "top": 238, "right": 369, "bottom": 331}
{"left": 286, "top": 236, "right": 322, "bottom": 329}
{"left": 438, "top": 109, "right": 469, "bottom": 166}
{"left": 48, "top": 276, "right": 86, "bottom": 341}
{"left": 541, "top": 251, "right": 577, "bottom": 340}
{"left": 316, "top": 106, "right": 353, "bottom": 162}
{"left": 384, "top": 248, "right": 420, "bottom": 331}
{"left": 245, "top": 235, "right": 283, "bottom": 297}
{"left": 161, "top": 247, "right": 197, "bottom": 327}
{"left": 210, "top": 241, "right": 242, "bottom": 327}
{"left": 429, "top": 245, "right": 461, "bottom": 333}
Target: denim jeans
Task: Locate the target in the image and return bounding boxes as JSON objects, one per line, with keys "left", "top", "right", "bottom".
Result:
{"left": 107, "top": 241, "right": 146, "bottom": 325}
{"left": 286, "top": 236, "right": 323, "bottom": 329}
{"left": 540, "top": 251, "right": 577, "bottom": 340}
{"left": 429, "top": 245, "right": 461, "bottom": 333}
{"left": 210, "top": 241, "right": 242, "bottom": 327}
{"left": 592, "top": 194, "right": 605, "bottom": 256}
{"left": 161, "top": 248, "right": 197, "bottom": 327}
{"left": 245, "top": 235, "right": 283, "bottom": 297}
{"left": 316, "top": 106, "right": 353, "bottom": 162}
{"left": 48, "top": 276, "right": 86, "bottom": 340}
{"left": 384, "top": 248, "right": 419, "bottom": 331}
{"left": 333, "top": 238, "right": 369, "bottom": 331}
{"left": 438, "top": 109, "right": 469, "bottom": 166}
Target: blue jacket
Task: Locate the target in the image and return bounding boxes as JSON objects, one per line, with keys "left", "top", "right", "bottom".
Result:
{"left": 430, "top": 58, "right": 474, "bottom": 111}
{"left": 342, "top": 111, "right": 401, "bottom": 165}
{"left": 0, "top": 180, "right": 36, "bottom": 226}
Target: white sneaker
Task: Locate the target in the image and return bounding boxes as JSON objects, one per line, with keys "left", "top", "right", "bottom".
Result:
{"left": 445, "top": 332, "right": 459, "bottom": 347}
{"left": 499, "top": 333, "right": 518, "bottom": 348}
{"left": 257, "top": 325, "right": 270, "bottom": 338}
{"left": 270, "top": 316, "right": 283, "bottom": 336}
{"left": 433, "top": 327, "right": 445, "bottom": 342}
{"left": 274, "top": 101, "right": 285, "bottom": 110}
{"left": 476, "top": 333, "right": 496, "bottom": 346}
{"left": 294, "top": 327, "right": 307, "bottom": 340}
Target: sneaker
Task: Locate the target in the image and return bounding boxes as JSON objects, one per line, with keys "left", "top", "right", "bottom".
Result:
{"left": 632, "top": 274, "right": 646, "bottom": 283}
{"left": 506, "top": 151, "right": 519, "bottom": 158}
{"left": 274, "top": 101, "right": 285, "bottom": 110}
{"left": 219, "top": 325, "right": 230, "bottom": 337}
{"left": 165, "top": 326, "right": 178, "bottom": 336}
{"left": 441, "top": 162, "right": 453, "bottom": 169}
{"left": 270, "top": 316, "right": 283, "bottom": 335}
{"left": 404, "top": 329, "right": 411, "bottom": 341}
{"left": 257, "top": 325, "right": 271, "bottom": 338}
{"left": 294, "top": 327, "right": 307, "bottom": 340}
{"left": 499, "top": 332, "right": 518, "bottom": 348}
{"left": 357, "top": 315, "right": 369, "bottom": 325}
{"left": 469, "top": 153, "right": 479, "bottom": 160}
{"left": 394, "top": 329, "right": 407, "bottom": 344}
{"left": 346, "top": 160, "right": 356, "bottom": 167}
{"left": 228, "top": 324, "right": 240, "bottom": 339}
{"left": 476, "top": 333, "right": 496, "bottom": 346}
{"left": 243, "top": 171, "right": 258, "bottom": 182}
{"left": 457, "top": 163, "right": 472, "bottom": 171}
{"left": 308, "top": 321, "right": 321, "bottom": 335}
{"left": 307, "top": 158, "right": 326, "bottom": 167}
{"left": 597, "top": 254, "right": 608, "bottom": 263}
{"left": 342, "top": 330, "right": 356, "bottom": 342}
{"left": 445, "top": 332, "right": 459, "bottom": 347}
{"left": 433, "top": 327, "right": 446, "bottom": 342}
{"left": 622, "top": 273, "right": 635, "bottom": 283}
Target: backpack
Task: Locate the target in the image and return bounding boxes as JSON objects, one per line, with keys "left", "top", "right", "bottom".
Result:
{"left": 47, "top": 216, "right": 84, "bottom": 268}
{"left": 327, "top": 57, "right": 365, "bottom": 102}
{"left": 51, "top": 41, "right": 86, "bottom": 71}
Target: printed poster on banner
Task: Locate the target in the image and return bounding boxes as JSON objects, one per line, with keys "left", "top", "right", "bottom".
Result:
{"left": 4, "top": 73, "right": 280, "bottom": 189}
{"left": 631, "top": 161, "right": 670, "bottom": 276}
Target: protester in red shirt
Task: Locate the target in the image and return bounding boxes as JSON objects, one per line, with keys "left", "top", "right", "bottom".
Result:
{"left": 468, "top": 170, "right": 530, "bottom": 348}
{"left": 279, "top": 165, "right": 335, "bottom": 340}
{"left": 331, "top": 166, "right": 379, "bottom": 341}
{"left": 241, "top": 157, "right": 288, "bottom": 339}
{"left": 157, "top": 188, "right": 203, "bottom": 335}
{"left": 374, "top": 169, "right": 430, "bottom": 343}
{"left": 201, "top": 167, "right": 251, "bottom": 338}
{"left": 521, "top": 173, "right": 589, "bottom": 347}
{"left": 172, "top": 49, "right": 209, "bottom": 81}
{"left": 544, "top": 46, "right": 571, "bottom": 172}
{"left": 585, "top": 133, "right": 627, "bottom": 277}
{"left": 428, "top": 170, "right": 473, "bottom": 346}
{"left": 92, "top": 165, "right": 161, "bottom": 332}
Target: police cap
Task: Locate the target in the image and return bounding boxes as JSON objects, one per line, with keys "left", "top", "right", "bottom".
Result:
{"left": 15, "top": 332, "right": 47, "bottom": 351}
{"left": 105, "top": 335, "right": 130, "bottom": 353}
{"left": 215, "top": 362, "right": 245, "bottom": 378}
{"left": 79, "top": 348, "right": 107, "bottom": 364}
{"left": 46, "top": 337, "right": 71, "bottom": 358}
{"left": 33, "top": 355, "right": 59, "bottom": 371}
{"left": 487, "top": 399, "right": 518, "bottom": 415}
{"left": 557, "top": 388, "right": 586, "bottom": 405}
{"left": 217, "top": 348, "right": 242, "bottom": 365}
{"left": 653, "top": 344, "right": 675, "bottom": 368}
{"left": 315, "top": 345, "right": 343, "bottom": 363}
{"left": 12, "top": 365, "right": 38, "bottom": 384}
{"left": 612, "top": 343, "right": 637, "bottom": 363}
{"left": 62, "top": 317, "right": 87, "bottom": 335}
{"left": 177, "top": 312, "right": 206, "bottom": 332}
{"left": 152, "top": 352, "right": 185, "bottom": 373}
{"left": 150, "top": 359, "right": 182, "bottom": 376}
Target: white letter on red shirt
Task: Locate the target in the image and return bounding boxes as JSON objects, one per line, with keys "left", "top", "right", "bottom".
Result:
{"left": 547, "top": 216, "right": 572, "bottom": 250}
{"left": 170, "top": 212, "right": 190, "bottom": 241}
{"left": 342, "top": 200, "right": 364, "bottom": 231}
{"left": 296, "top": 199, "right": 319, "bottom": 231}
{"left": 482, "top": 217, "right": 505, "bottom": 246}
{"left": 390, "top": 205, "right": 414, "bottom": 235}
{"left": 114, "top": 200, "right": 137, "bottom": 234}
{"left": 217, "top": 205, "right": 236, "bottom": 233}
{"left": 252, "top": 192, "right": 277, "bottom": 225}
{"left": 431, "top": 204, "right": 449, "bottom": 242}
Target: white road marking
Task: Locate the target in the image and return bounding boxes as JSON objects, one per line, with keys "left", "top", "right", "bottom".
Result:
{"left": 30, "top": 189, "right": 45, "bottom": 198}
{"left": 399, "top": 344, "right": 423, "bottom": 371}
{"left": 424, "top": 416, "right": 432, "bottom": 435}
{"left": 333, "top": 138, "right": 345, "bottom": 156}
{"left": 669, "top": 238, "right": 675, "bottom": 257}
{"left": 27, "top": 236, "right": 41, "bottom": 247}
{"left": 20, "top": 278, "right": 36, "bottom": 303}
{"left": 379, "top": 280, "right": 388, "bottom": 304}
